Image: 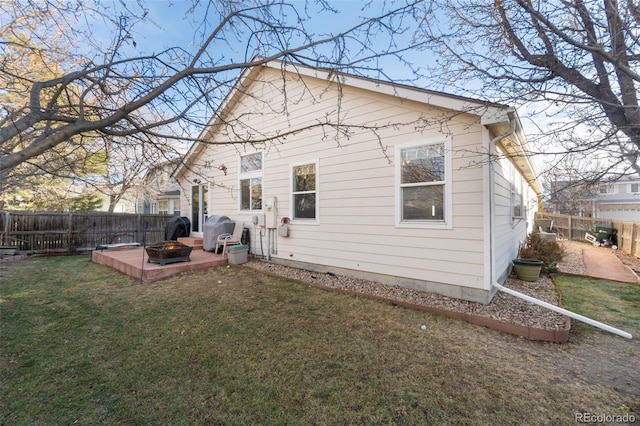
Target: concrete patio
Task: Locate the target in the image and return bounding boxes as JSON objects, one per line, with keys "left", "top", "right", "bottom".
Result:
{"left": 91, "top": 237, "right": 227, "bottom": 281}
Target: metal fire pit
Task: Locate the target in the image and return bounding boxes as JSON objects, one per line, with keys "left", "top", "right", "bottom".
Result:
{"left": 145, "top": 241, "right": 193, "bottom": 266}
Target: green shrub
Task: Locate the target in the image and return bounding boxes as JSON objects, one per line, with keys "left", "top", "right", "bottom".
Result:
{"left": 518, "top": 232, "right": 564, "bottom": 273}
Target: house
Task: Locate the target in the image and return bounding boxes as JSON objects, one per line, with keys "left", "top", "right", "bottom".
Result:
{"left": 174, "top": 61, "right": 541, "bottom": 304}
{"left": 589, "top": 175, "right": 640, "bottom": 221}
{"left": 139, "top": 159, "right": 182, "bottom": 216}
{"left": 543, "top": 175, "right": 640, "bottom": 222}
{"left": 91, "top": 160, "right": 182, "bottom": 215}
{"left": 93, "top": 180, "right": 142, "bottom": 214}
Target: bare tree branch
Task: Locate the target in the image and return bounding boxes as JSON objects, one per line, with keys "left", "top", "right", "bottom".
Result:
{"left": 1, "top": 0, "right": 429, "bottom": 184}
{"left": 419, "top": 0, "right": 640, "bottom": 179}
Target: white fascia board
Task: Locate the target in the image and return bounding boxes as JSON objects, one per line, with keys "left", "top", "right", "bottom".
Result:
{"left": 487, "top": 108, "right": 542, "bottom": 195}
{"left": 479, "top": 107, "right": 514, "bottom": 125}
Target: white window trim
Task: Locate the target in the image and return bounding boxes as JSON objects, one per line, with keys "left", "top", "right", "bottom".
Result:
{"left": 290, "top": 159, "right": 319, "bottom": 225}
{"left": 238, "top": 151, "right": 263, "bottom": 212}
{"left": 395, "top": 138, "right": 452, "bottom": 229}
{"left": 599, "top": 183, "right": 615, "bottom": 194}
{"left": 158, "top": 200, "right": 169, "bottom": 215}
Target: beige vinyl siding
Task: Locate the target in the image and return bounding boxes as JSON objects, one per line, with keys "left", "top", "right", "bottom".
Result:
{"left": 492, "top": 145, "right": 532, "bottom": 282}
{"left": 187, "top": 67, "right": 490, "bottom": 295}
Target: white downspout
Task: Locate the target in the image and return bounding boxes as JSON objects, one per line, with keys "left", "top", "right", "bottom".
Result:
{"left": 494, "top": 281, "right": 633, "bottom": 339}
{"left": 487, "top": 114, "right": 516, "bottom": 294}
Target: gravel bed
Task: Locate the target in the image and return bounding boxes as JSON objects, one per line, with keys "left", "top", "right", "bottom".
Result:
{"left": 245, "top": 241, "right": 589, "bottom": 331}
{"left": 615, "top": 248, "right": 640, "bottom": 276}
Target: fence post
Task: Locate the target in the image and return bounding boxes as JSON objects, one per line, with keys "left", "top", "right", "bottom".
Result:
{"left": 136, "top": 214, "right": 142, "bottom": 244}
{"left": 68, "top": 213, "right": 73, "bottom": 253}
{"left": 3, "top": 211, "right": 10, "bottom": 245}
{"left": 567, "top": 215, "right": 573, "bottom": 241}
{"left": 632, "top": 223, "right": 638, "bottom": 258}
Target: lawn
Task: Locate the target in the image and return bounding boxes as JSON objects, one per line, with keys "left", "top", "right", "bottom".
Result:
{"left": 554, "top": 275, "right": 640, "bottom": 337}
{"left": 1, "top": 255, "right": 638, "bottom": 424}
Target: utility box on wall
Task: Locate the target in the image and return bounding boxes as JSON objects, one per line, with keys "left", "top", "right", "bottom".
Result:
{"left": 278, "top": 217, "right": 290, "bottom": 237}
{"left": 264, "top": 196, "right": 278, "bottom": 229}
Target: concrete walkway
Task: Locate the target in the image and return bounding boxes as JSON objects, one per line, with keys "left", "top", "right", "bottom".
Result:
{"left": 582, "top": 245, "right": 640, "bottom": 283}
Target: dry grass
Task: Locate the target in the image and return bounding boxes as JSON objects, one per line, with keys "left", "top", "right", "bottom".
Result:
{"left": 1, "top": 255, "right": 638, "bottom": 424}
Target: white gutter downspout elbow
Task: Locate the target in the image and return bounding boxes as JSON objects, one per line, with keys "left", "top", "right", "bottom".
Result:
{"left": 494, "top": 281, "right": 633, "bottom": 339}
{"left": 489, "top": 110, "right": 517, "bottom": 145}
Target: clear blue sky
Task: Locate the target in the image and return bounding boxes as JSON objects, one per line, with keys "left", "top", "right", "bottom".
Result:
{"left": 103, "top": 1, "right": 426, "bottom": 82}
{"left": 132, "top": 1, "right": 398, "bottom": 48}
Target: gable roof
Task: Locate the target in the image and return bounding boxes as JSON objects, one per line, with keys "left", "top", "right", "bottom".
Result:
{"left": 175, "top": 60, "right": 541, "bottom": 194}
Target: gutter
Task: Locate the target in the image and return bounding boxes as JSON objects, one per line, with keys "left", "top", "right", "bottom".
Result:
{"left": 494, "top": 281, "right": 633, "bottom": 339}
{"left": 489, "top": 109, "right": 517, "bottom": 146}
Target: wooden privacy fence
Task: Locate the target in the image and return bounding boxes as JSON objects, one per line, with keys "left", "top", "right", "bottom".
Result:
{"left": 0, "top": 211, "right": 174, "bottom": 254}
{"left": 535, "top": 212, "right": 640, "bottom": 258}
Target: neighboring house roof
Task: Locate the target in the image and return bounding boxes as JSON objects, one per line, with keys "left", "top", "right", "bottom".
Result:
{"left": 145, "top": 158, "right": 181, "bottom": 179}
{"left": 175, "top": 60, "right": 541, "bottom": 194}
{"left": 595, "top": 199, "right": 640, "bottom": 204}
{"left": 158, "top": 189, "right": 181, "bottom": 197}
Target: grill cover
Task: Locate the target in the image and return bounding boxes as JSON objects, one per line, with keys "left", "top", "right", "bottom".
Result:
{"left": 165, "top": 216, "right": 191, "bottom": 240}
{"left": 203, "top": 215, "right": 235, "bottom": 251}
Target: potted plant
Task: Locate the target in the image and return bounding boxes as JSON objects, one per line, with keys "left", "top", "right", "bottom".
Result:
{"left": 512, "top": 258, "right": 544, "bottom": 281}
{"left": 513, "top": 232, "right": 564, "bottom": 281}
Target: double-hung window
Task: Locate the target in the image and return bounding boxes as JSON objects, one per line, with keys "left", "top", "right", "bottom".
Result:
{"left": 239, "top": 152, "right": 263, "bottom": 211}
{"left": 397, "top": 139, "right": 451, "bottom": 228}
{"left": 291, "top": 161, "right": 318, "bottom": 222}
{"left": 158, "top": 200, "right": 169, "bottom": 215}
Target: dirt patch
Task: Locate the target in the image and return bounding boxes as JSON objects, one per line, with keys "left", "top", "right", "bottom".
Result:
{"left": 555, "top": 330, "right": 640, "bottom": 400}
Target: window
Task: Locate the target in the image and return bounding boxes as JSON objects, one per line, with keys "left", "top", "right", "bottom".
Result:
{"left": 239, "top": 152, "right": 262, "bottom": 211}
{"left": 158, "top": 199, "right": 180, "bottom": 216}
{"left": 158, "top": 200, "right": 169, "bottom": 215}
{"left": 397, "top": 140, "right": 450, "bottom": 227}
{"left": 631, "top": 183, "right": 639, "bottom": 193}
{"left": 292, "top": 161, "right": 318, "bottom": 221}
{"left": 599, "top": 184, "right": 613, "bottom": 194}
